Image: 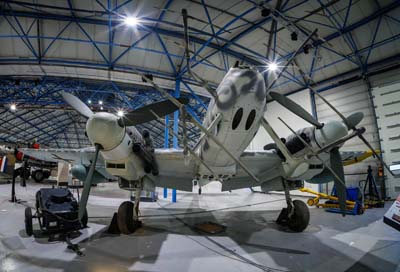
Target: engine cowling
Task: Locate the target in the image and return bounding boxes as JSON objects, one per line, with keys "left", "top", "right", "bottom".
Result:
{"left": 71, "top": 164, "right": 107, "bottom": 183}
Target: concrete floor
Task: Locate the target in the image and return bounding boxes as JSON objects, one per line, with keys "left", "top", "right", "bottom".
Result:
{"left": 0, "top": 180, "right": 399, "bottom": 272}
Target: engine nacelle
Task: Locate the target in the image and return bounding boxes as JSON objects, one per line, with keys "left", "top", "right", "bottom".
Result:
{"left": 260, "top": 178, "right": 303, "bottom": 192}
{"left": 132, "top": 143, "right": 159, "bottom": 175}
{"left": 71, "top": 164, "right": 108, "bottom": 184}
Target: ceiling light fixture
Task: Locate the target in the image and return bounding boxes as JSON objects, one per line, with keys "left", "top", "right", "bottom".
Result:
{"left": 117, "top": 110, "right": 124, "bottom": 117}
{"left": 124, "top": 16, "right": 139, "bottom": 27}
{"left": 99, "top": 100, "right": 103, "bottom": 105}
{"left": 10, "top": 104, "right": 16, "bottom": 111}
{"left": 267, "top": 62, "right": 278, "bottom": 72}
{"left": 261, "top": 7, "right": 271, "bottom": 17}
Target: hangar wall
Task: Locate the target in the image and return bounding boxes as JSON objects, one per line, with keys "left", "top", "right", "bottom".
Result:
{"left": 372, "top": 81, "right": 400, "bottom": 199}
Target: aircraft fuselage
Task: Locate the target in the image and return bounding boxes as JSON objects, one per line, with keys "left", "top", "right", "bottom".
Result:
{"left": 198, "top": 67, "right": 266, "bottom": 177}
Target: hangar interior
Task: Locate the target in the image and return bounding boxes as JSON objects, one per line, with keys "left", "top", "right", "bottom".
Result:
{"left": 0, "top": 0, "right": 400, "bottom": 271}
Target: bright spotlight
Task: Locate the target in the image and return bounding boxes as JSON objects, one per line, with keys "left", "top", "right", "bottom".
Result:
{"left": 100, "top": 106, "right": 104, "bottom": 111}
{"left": 117, "top": 110, "right": 124, "bottom": 117}
{"left": 267, "top": 62, "right": 278, "bottom": 72}
{"left": 10, "top": 104, "right": 16, "bottom": 111}
{"left": 88, "top": 99, "right": 92, "bottom": 104}
{"left": 124, "top": 16, "right": 139, "bottom": 27}
{"left": 99, "top": 100, "right": 103, "bottom": 105}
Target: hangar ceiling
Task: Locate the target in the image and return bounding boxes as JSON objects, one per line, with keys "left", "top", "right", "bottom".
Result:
{"left": 0, "top": 0, "right": 399, "bottom": 148}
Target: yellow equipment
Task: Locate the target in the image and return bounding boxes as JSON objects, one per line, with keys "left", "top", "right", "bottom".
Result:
{"left": 342, "top": 150, "right": 380, "bottom": 166}
{"left": 300, "top": 187, "right": 356, "bottom": 208}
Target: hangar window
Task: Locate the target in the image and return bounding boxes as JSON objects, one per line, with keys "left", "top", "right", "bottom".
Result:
{"left": 232, "top": 108, "right": 243, "bottom": 130}
{"left": 245, "top": 109, "right": 256, "bottom": 130}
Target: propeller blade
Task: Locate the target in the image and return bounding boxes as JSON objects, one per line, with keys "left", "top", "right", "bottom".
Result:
{"left": 62, "top": 92, "right": 94, "bottom": 118}
{"left": 358, "top": 134, "right": 394, "bottom": 175}
{"left": 310, "top": 88, "right": 349, "bottom": 126}
{"left": 330, "top": 147, "right": 347, "bottom": 216}
{"left": 346, "top": 112, "right": 364, "bottom": 129}
{"left": 270, "top": 91, "right": 324, "bottom": 129}
{"left": 78, "top": 143, "right": 101, "bottom": 222}
{"left": 118, "top": 98, "right": 189, "bottom": 126}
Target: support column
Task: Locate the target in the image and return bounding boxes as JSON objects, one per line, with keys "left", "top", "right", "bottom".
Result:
{"left": 163, "top": 115, "right": 169, "bottom": 199}
{"left": 172, "top": 79, "right": 181, "bottom": 203}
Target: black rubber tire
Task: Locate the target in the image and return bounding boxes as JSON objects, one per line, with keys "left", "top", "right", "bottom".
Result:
{"left": 32, "top": 170, "right": 44, "bottom": 183}
{"left": 43, "top": 171, "right": 51, "bottom": 179}
{"left": 198, "top": 188, "right": 202, "bottom": 195}
{"left": 151, "top": 169, "right": 159, "bottom": 176}
{"left": 144, "top": 164, "right": 152, "bottom": 174}
{"left": 288, "top": 200, "right": 310, "bottom": 232}
{"left": 25, "top": 207, "right": 33, "bottom": 236}
{"left": 117, "top": 201, "right": 135, "bottom": 234}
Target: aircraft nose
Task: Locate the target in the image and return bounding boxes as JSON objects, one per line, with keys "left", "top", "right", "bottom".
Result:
{"left": 86, "top": 112, "right": 125, "bottom": 150}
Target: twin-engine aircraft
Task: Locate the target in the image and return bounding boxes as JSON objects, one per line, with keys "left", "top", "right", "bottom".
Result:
{"left": 17, "top": 9, "right": 391, "bottom": 234}
{"left": 20, "top": 64, "right": 383, "bottom": 234}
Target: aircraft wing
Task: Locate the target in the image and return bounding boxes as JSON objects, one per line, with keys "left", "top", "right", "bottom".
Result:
{"left": 18, "top": 147, "right": 113, "bottom": 180}
{"left": 147, "top": 148, "right": 197, "bottom": 192}
{"left": 150, "top": 148, "right": 283, "bottom": 192}
{"left": 221, "top": 150, "right": 283, "bottom": 191}
{"left": 19, "top": 147, "right": 100, "bottom": 165}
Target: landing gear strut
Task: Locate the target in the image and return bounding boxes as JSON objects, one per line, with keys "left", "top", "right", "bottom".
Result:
{"left": 116, "top": 180, "right": 143, "bottom": 234}
{"left": 276, "top": 179, "right": 310, "bottom": 232}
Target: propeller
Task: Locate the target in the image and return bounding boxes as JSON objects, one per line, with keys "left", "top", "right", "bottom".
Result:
{"left": 62, "top": 92, "right": 94, "bottom": 118}
{"left": 270, "top": 91, "right": 324, "bottom": 128}
{"left": 61, "top": 92, "right": 190, "bottom": 222}
{"left": 78, "top": 143, "right": 101, "bottom": 222}
{"left": 278, "top": 116, "right": 350, "bottom": 215}
{"left": 330, "top": 147, "right": 346, "bottom": 215}
{"left": 310, "top": 88, "right": 394, "bottom": 175}
{"left": 118, "top": 98, "right": 189, "bottom": 126}
{"left": 62, "top": 91, "right": 189, "bottom": 127}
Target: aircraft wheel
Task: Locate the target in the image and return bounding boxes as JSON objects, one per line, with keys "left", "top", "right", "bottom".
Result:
{"left": 32, "top": 170, "right": 44, "bottom": 183}
{"left": 198, "top": 188, "right": 202, "bottom": 195}
{"left": 144, "top": 165, "right": 152, "bottom": 174}
{"left": 117, "top": 201, "right": 135, "bottom": 234}
{"left": 25, "top": 207, "right": 33, "bottom": 236}
{"left": 287, "top": 200, "right": 310, "bottom": 232}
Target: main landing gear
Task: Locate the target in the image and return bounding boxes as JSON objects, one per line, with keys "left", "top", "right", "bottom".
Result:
{"left": 113, "top": 181, "right": 143, "bottom": 235}
{"left": 276, "top": 179, "right": 310, "bottom": 232}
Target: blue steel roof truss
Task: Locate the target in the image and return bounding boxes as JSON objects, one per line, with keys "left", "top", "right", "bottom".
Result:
{"left": 0, "top": 0, "right": 399, "bottom": 148}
